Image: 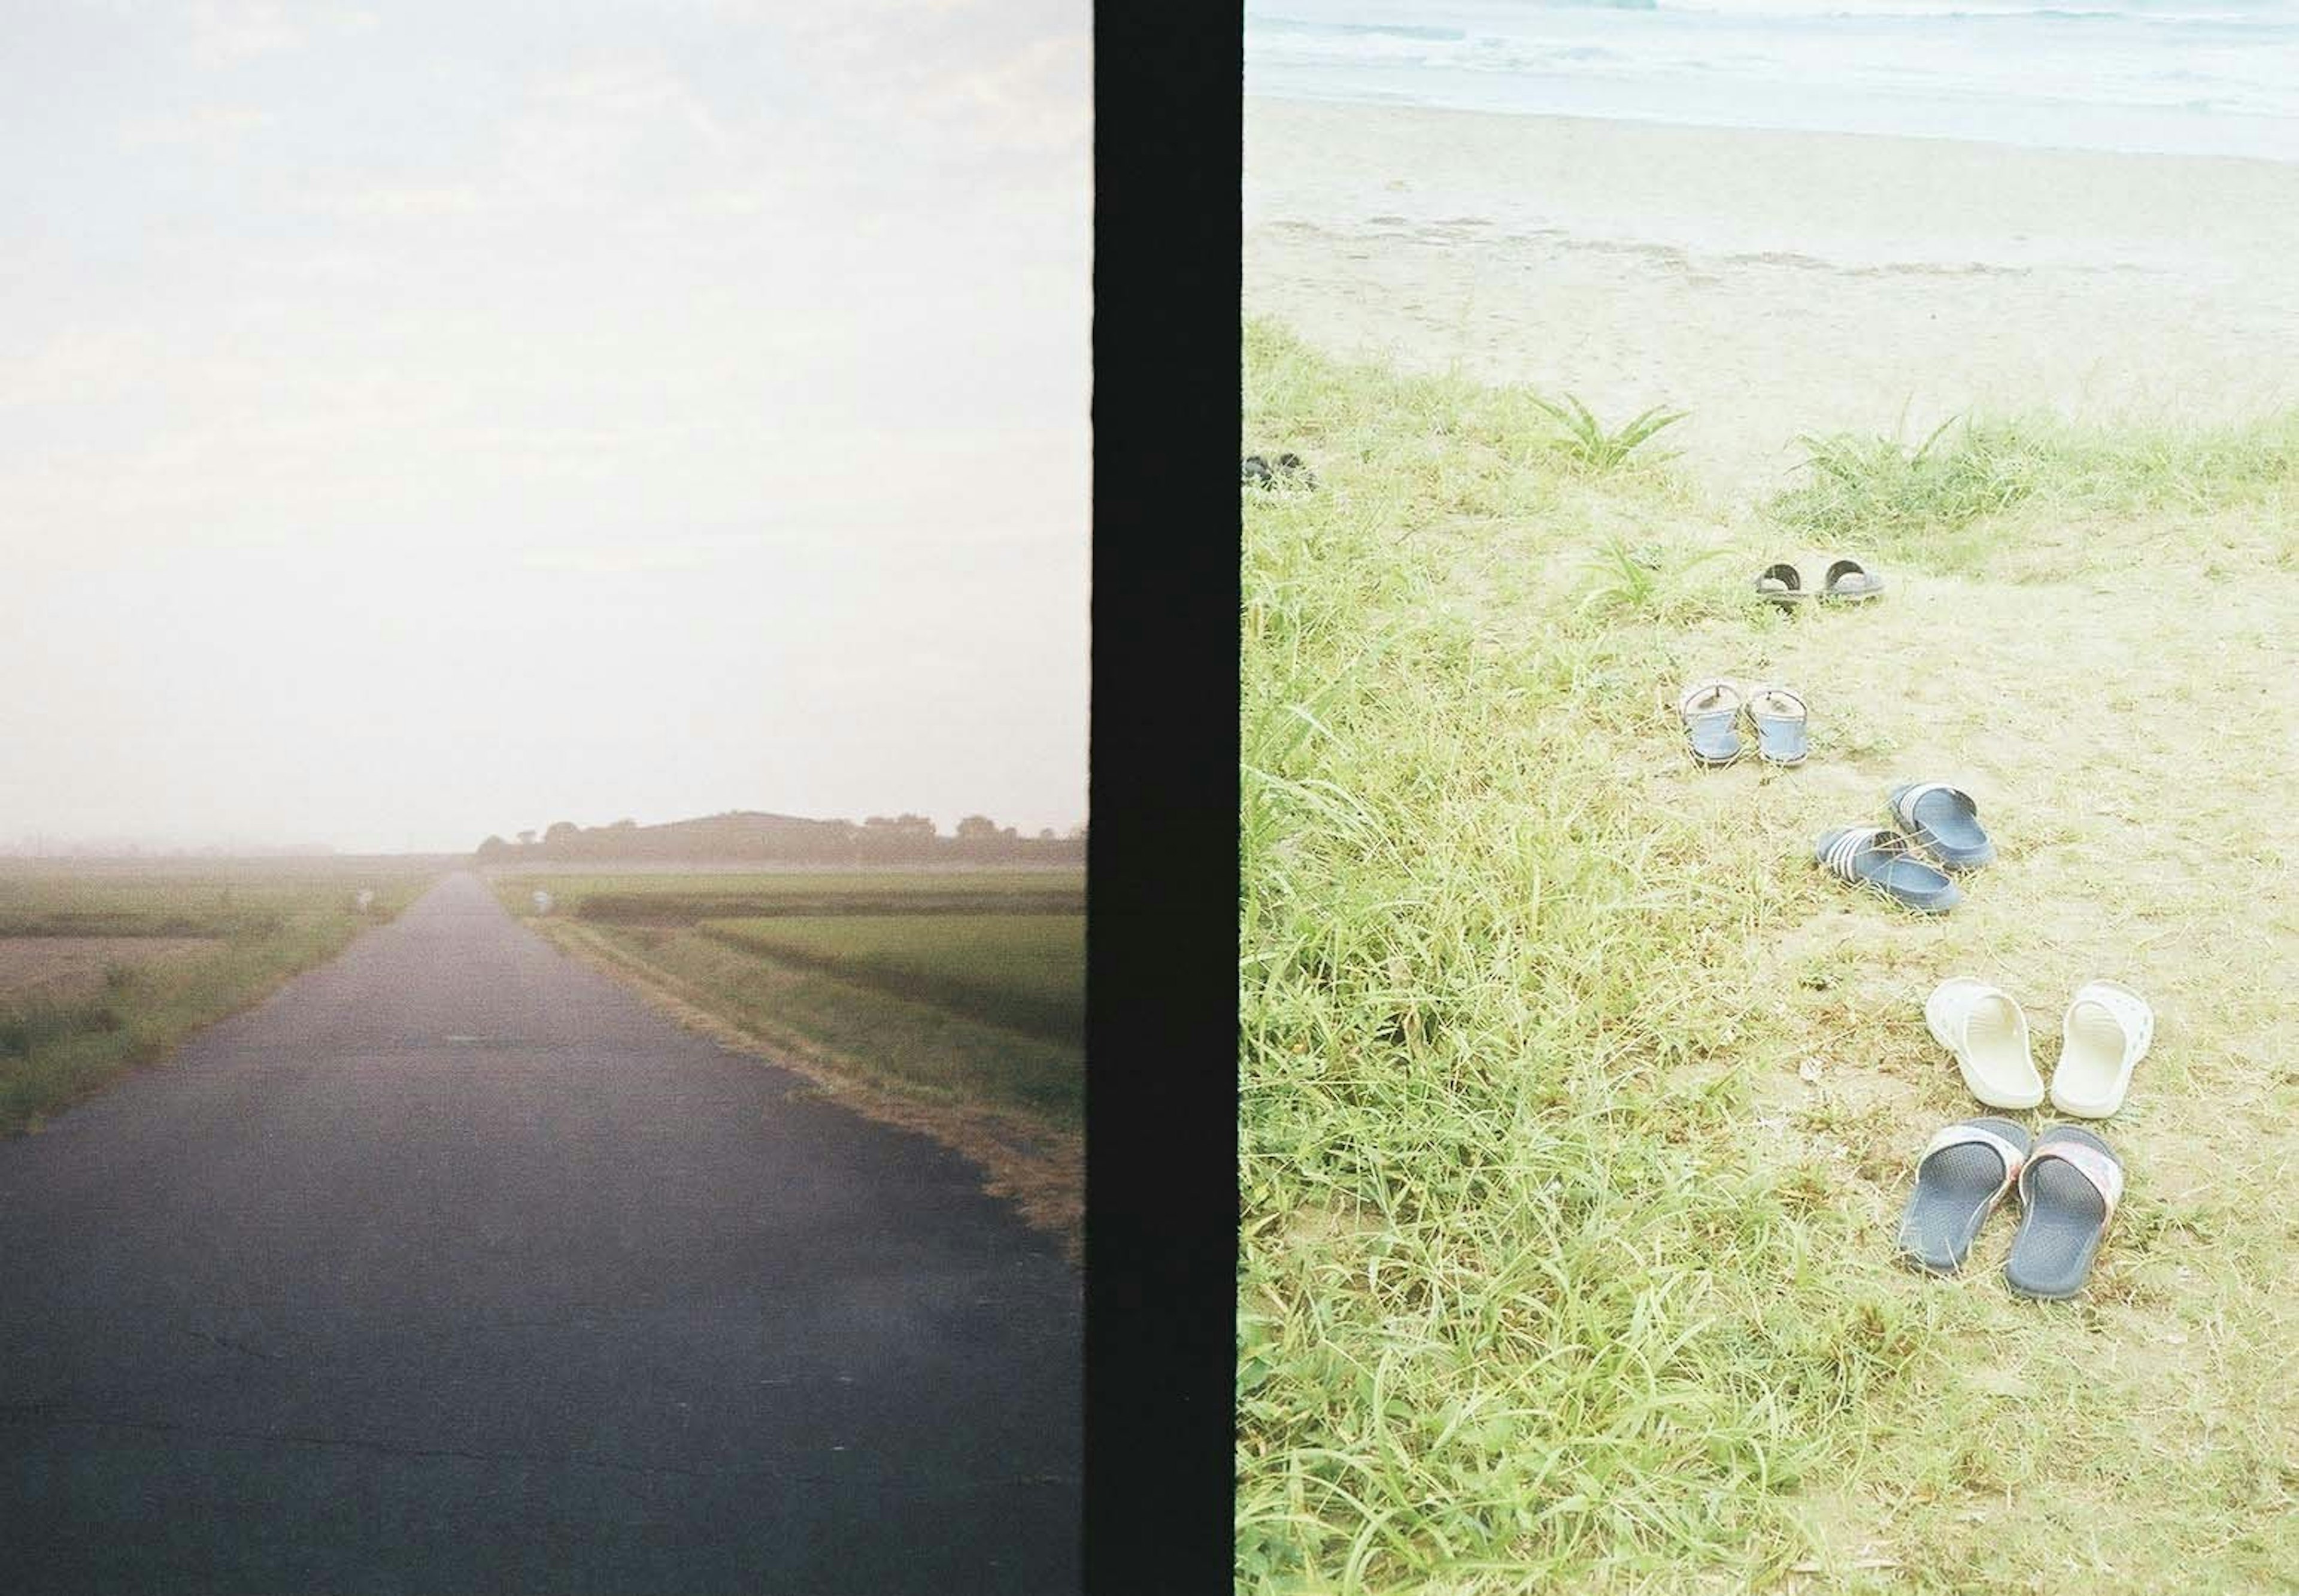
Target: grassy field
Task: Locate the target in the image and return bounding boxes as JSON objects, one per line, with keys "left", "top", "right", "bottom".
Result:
{"left": 0, "top": 869, "right": 436, "bottom": 1135}
{"left": 533, "top": 870, "right": 1083, "bottom": 923}
{"left": 493, "top": 870, "right": 1085, "bottom": 1245}
{"left": 698, "top": 915, "right": 1082, "bottom": 1046}
{"left": 1239, "top": 320, "right": 2299, "bottom": 1594}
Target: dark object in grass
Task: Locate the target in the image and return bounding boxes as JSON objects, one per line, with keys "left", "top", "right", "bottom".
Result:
{"left": 0, "top": 999, "right": 122, "bottom": 1060}
{"left": 1242, "top": 453, "right": 1317, "bottom": 490}
{"left": 1754, "top": 562, "right": 1807, "bottom": 608}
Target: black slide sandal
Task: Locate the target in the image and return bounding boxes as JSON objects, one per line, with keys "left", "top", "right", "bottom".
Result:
{"left": 1897, "top": 1117, "right": 2032, "bottom": 1274}
{"left": 2004, "top": 1125, "right": 2122, "bottom": 1300}
{"left": 1754, "top": 562, "right": 1806, "bottom": 608}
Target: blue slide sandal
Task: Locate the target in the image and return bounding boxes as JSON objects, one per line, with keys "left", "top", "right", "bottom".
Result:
{"left": 1888, "top": 781, "right": 1995, "bottom": 870}
{"left": 1815, "top": 826, "right": 1962, "bottom": 912}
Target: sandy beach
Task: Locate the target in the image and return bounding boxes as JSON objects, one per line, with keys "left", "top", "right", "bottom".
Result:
{"left": 1245, "top": 96, "right": 2299, "bottom": 493}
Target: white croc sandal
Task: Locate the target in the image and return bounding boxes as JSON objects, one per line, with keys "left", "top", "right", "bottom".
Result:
{"left": 2050, "top": 981, "right": 2154, "bottom": 1119}
{"left": 1923, "top": 978, "right": 2043, "bottom": 1110}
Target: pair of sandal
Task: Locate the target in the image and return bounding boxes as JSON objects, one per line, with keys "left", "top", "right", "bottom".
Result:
{"left": 1813, "top": 782, "right": 1994, "bottom": 913}
{"left": 1926, "top": 977, "right": 2153, "bottom": 1117}
{"left": 1897, "top": 1119, "right": 2123, "bottom": 1298}
{"left": 1756, "top": 558, "right": 1884, "bottom": 608}
{"left": 1678, "top": 678, "right": 1808, "bottom": 767}
{"left": 1242, "top": 451, "right": 1316, "bottom": 489}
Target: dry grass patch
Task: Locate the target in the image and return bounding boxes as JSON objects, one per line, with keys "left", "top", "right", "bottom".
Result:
{"left": 0, "top": 936, "right": 222, "bottom": 1002}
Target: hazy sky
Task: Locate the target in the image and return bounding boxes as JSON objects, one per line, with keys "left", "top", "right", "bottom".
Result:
{"left": 0, "top": 0, "right": 1089, "bottom": 854}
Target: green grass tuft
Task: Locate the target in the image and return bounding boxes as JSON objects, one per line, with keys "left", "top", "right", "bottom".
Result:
{"left": 1536, "top": 393, "right": 1687, "bottom": 475}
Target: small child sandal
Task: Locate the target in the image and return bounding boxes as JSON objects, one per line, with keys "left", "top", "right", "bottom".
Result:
{"left": 1679, "top": 678, "right": 1745, "bottom": 767}
{"left": 1746, "top": 684, "right": 1809, "bottom": 766}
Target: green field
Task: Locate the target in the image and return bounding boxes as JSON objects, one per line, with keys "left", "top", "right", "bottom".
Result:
{"left": 699, "top": 915, "right": 1082, "bottom": 1045}
{"left": 1240, "top": 321, "right": 2299, "bottom": 1592}
{"left": 0, "top": 869, "right": 436, "bottom": 1135}
{"left": 494, "top": 871, "right": 1085, "bottom": 1131}
{"left": 532, "top": 870, "right": 1082, "bottom": 924}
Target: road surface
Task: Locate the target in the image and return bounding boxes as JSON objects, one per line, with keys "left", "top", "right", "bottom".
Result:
{"left": 0, "top": 873, "right": 1079, "bottom": 1594}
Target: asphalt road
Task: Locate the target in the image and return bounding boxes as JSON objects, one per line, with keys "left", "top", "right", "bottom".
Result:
{"left": 0, "top": 873, "right": 1079, "bottom": 1594}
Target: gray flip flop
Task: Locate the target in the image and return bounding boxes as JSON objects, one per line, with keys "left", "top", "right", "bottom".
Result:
{"left": 1679, "top": 678, "right": 1745, "bottom": 767}
{"left": 1897, "top": 1117, "right": 2031, "bottom": 1275}
{"left": 1820, "top": 557, "right": 1885, "bottom": 602}
{"left": 2004, "top": 1125, "right": 2123, "bottom": 1300}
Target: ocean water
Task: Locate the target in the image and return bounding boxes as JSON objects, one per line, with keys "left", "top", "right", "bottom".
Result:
{"left": 1243, "top": 0, "right": 2299, "bottom": 161}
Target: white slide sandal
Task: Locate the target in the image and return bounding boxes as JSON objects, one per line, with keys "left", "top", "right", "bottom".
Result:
{"left": 2049, "top": 981, "right": 2154, "bottom": 1118}
{"left": 1923, "top": 978, "right": 2043, "bottom": 1109}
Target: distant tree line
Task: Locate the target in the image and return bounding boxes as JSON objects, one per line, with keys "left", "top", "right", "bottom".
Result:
{"left": 473, "top": 810, "right": 1085, "bottom": 865}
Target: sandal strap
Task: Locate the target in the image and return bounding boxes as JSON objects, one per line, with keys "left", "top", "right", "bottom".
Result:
{"left": 1746, "top": 684, "right": 1806, "bottom": 721}
{"left": 1821, "top": 827, "right": 1894, "bottom": 882}
{"left": 1930, "top": 978, "right": 2013, "bottom": 1053}
{"left": 2069, "top": 982, "right": 2153, "bottom": 1058}
{"left": 1894, "top": 782, "right": 1975, "bottom": 829}
{"left": 2020, "top": 1139, "right": 2124, "bottom": 1222}
{"left": 1919, "top": 1122, "right": 2025, "bottom": 1197}
{"left": 1679, "top": 678, "right": 1741, "bottom": 720}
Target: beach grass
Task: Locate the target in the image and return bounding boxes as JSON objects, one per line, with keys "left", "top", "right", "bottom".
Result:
{"left": 1776, "top": 412, "right": 2299, "bottom": 576}
{"left": 1238, "top": 318, "right": 2299, "bottom": 1594}
{"left": 1534, "top": 393, "right": 1688, "bottom": 475}
{"left": 0, "top": 870, "right": 435, "bottom": 1135}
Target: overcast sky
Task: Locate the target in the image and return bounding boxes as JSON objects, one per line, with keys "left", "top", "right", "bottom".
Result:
{"left": 0, "top": 0, "right": 1089, "bottom": 854}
